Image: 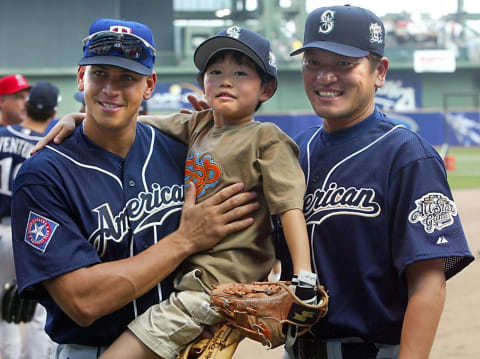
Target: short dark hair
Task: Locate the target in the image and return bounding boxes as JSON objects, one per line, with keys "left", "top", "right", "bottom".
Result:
{"left": 367, "top": 53, "right": 382, "bottom": 72}
{"left": 26, "top": 102, "right": 54, "bottom": 122}
{"left": 196, "top": 50, "right": 275, "bottom": 111}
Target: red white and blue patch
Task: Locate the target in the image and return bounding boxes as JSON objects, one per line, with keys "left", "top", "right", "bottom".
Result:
{"left": 24, "top": 211, "right": 59, "bottom": 253}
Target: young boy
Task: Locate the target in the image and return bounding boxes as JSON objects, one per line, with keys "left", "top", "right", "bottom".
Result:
{"left": 39, "top": 27, "right": 317, "bottom": 359}
{"left": 102, "top": 26, "right": 316, "bottom": 359}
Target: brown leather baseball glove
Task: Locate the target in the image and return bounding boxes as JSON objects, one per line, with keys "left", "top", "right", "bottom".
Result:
{"left": 210, "top": 281, "right": 328, "bottom": 349}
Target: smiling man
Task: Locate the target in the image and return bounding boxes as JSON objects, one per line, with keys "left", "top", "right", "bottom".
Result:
{"left": 276, "top": 5, "right": 474, "bottom": 359}
{"left": 10, "top": 18, "right": 257, "bottom": 359}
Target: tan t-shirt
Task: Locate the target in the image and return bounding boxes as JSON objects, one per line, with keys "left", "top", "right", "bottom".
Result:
{"left": 141, "top": 110, "right": 305, "bottom": 288}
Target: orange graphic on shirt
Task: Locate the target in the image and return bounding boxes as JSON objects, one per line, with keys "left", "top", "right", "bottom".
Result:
{"left": 185, "top": 153, "right": 222, "bottom": 198}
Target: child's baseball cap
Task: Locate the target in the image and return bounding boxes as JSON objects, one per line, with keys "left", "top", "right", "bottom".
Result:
{"left": 27, "top": 82, "right": 60, "bottom": 111}
{"left": 194, "top": 26, "right": 278, "bottom": 93}
{"left": 0, "top": 75, "right": 32, "bottom": 96}
{"left": 291, "top": 5, "right": 385, "bottom": 58}
{"left": 78, "top": 18, "right": 156, "bottom": 75}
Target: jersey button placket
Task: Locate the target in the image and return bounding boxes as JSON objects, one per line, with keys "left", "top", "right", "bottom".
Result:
{"left": 128, "top": 180, "right": 136, "bottom": 187}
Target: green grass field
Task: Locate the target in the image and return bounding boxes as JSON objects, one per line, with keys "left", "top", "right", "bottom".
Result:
{"left": 440, "top": 147, "right": 480, "bottom": 189}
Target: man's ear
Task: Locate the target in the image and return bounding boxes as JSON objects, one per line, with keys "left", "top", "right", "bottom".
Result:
{"left": 375, "top": 57, "right": 389, "bottom": 89}
{"left": 77, "top": 66, "right": 86, "bottom": 91}
{"left": 144, "top": 73, "right": 157, "bottom": 100}
{"left": 259, "top": 80, "right": 276, "bottom": 102}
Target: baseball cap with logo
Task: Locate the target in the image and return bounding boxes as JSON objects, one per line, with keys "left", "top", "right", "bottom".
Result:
{"left": 194, "top": 26, "right": 278, "bottom": 92}
{"left": 78, "top": 18, "right": 156, "bottom": 75}
{"left": 27, "top": 82, "right": 60, "bottom": 111}
{"left": 291, "top": 5, "right": 385, "bottom": 58}
{"left": 0, "top": 74, "right": 32, "bottom": 96}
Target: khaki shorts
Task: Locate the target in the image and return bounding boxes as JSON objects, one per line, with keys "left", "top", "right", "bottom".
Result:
{"left": 128, "top": 270, "right": 223, "bottom": 359}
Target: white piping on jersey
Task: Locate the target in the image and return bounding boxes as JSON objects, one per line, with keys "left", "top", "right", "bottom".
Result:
{"left": 140, "top": 125, "right": 164, "bottom": 305}
{"left": 45, "top": 145, "right": 123, "bottom": 188}
{"left": 319, "top": 125, "right": 404, "bottom": 190}
{"left": 305, "top": 127, "right": 323, "bottom": 185}
{"left": 130, "top": 234, "right": 139, "bottom": 318}
{"left": 141, "top": 126, "right": 155, "bottom": 191}
{"left": 6, "top": 126, "right": 44, "bottom": 141}
{"left": 305, "top": 124, "right": 404, "bottom": 283}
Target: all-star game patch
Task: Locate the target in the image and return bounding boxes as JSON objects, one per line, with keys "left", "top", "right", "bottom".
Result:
{"left": 24, "top": 211, "right": 59, "bottom": 252}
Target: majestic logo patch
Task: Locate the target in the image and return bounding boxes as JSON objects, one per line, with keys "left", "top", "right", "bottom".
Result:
{"left": 319, "top": 10, "right": 336, "bottom": 34}
{"left": 24, "top": 212, "right": 59, "bottom": 253}
{"left": 185, "top": 153, "right": 222, "bottom": 198}
{"left": 369, "top": 23, "right": 383, "bottom": 44}
{"left": 226, "top": 26, "right": 241, "bottom": 39}
{"left": 408, "top": 192, "right": 457, "bottom": 233}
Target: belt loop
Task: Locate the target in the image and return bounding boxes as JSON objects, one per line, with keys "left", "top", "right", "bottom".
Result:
{"left": 326, "top": 340, "right": 343, "bottom": 359}
{"left": 375, "top": 344, "right": 400, "bottom": 359}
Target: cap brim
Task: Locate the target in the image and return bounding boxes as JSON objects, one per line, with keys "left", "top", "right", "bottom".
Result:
{"left": 4, "top": 84, "right": 32, "bottom": 96}
{"left": 290, "top": 41, "right": 369, "bottom": 58}
{"left": 194, "top": 36, "right": 266, "bottom": 73}
{"left": 78, "top": 56, "right": 153, "bottom": 76}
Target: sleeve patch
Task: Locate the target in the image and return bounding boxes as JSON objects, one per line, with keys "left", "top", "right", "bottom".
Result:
{"left": 24, "top": 211, "right": 59, "bottom": 253}
{"left": 408, "top": 192, "right": 458, "bottom": 233}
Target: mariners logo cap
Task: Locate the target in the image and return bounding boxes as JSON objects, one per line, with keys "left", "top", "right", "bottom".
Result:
{"left": 194, "top": 26, "right": 278, "bottom": 92}
{"left": 78, "top": 18, "right": 156, "bottom": 75}
{"left": 0, "top": 74, "right": 32, "bottom": 96}
{"left": 27, "top": 82, "right": 60, "bottom": 111}
{"left": 291, "top": 5, "right": 385, "bottom": 58}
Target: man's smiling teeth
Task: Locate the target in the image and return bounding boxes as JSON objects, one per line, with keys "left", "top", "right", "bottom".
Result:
{"left": 100, "top": 102, "right": 119, "bottom": 109}
{"left": 318, "top": 91, "right": 341, "bottom": 98}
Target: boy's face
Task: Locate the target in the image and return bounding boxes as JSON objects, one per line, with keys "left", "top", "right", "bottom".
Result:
{"left": 77, "top": 65, "right": 155, "bottom": 132}
{"left": 301, "top": 48, "right": 387, "bottom": 132}
{"left": 203, "top": 53, "right": 274, "bottom": 125}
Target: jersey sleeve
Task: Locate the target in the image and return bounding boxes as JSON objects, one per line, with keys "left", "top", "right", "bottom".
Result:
{"left": 389, "top": 155, "right": 473, "bottom": 280}
{"left": 256, "top": 124, "right": 306, "bottom": 215}
{"left": 139, "top": 111, "right": 212, "bottom": 145}
{"left": 11, "top": 172, "right": 101, "bottom": 299}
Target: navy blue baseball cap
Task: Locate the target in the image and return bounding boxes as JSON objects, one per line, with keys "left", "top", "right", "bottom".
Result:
{"left": 291, "top": 5, "right": 385, "bottom": 58}
{"left": 78, "top": 18, "right": 156, "bottom": 75}
{"left": 194, "top": 26, "right": 278, "bottom": 92}
{"left": 27, "top": 82, "right": 60, "bottom": 111}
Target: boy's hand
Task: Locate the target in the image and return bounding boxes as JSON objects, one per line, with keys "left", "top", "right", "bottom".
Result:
{"left": 31, "top": 112, "right": 86, "bottom": 155}
{"left": 179, "top": 94, "right": 210, "bottom": 114}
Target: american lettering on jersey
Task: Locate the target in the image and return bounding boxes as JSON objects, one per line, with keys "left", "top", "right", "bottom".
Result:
{"left": 88, "top": 183, "right": 184, "bottom": 257}
{"left": 408, "top": 192, "right": 458, "bottom": 233}
{"left": 24, "top": 211, "right": 59, "bottom": 253}
{"left": 304, "top": 181, "right": 381, "bottom": 225}
{"left": 185, "top": 152, "right": 222, "bottom": 198}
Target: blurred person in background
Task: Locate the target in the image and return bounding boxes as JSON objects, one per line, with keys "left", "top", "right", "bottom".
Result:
{"left": 0, "top": 74, "right": 32, "bottom": 126}
{"left": 0, "top": 81, "right": 59, "bottom": 359}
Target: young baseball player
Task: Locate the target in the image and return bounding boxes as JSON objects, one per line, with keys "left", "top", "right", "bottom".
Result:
{"left": 0, "top": 74, "right": 32, "bottom": 359}
{"left": 11, "top": 18, "right": 257, "bottom": 359}
{"left": 104, "top": 27, "right": 315, "bottom": 359}
{"left": 36, "top": 27, "right": 317, "bottom": 359}
{"left": 0, "top": 81, "right": 59, "bottom": 359}
{"left": 273, "top": 5, "right": 474, "bottom": 359}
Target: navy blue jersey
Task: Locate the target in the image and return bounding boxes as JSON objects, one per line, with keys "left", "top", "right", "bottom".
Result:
{"left": 11, "top": 123, "right": 187, "bottom": 346}
{"left": 0, "top": 123, "right": 57, "bottom": 217}
{"left": 277, "top": 108, "right": 473, "bottom": 344}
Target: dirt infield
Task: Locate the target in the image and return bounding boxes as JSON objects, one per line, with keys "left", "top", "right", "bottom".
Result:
{"left": 234, "top": 188, "right": 480, "bottom": 359}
